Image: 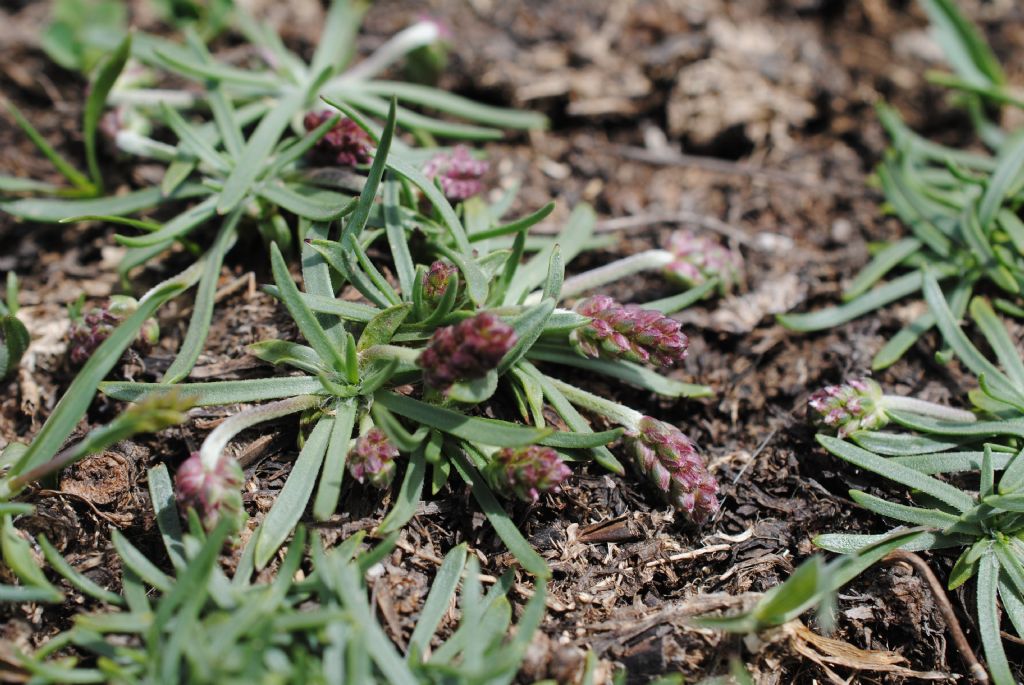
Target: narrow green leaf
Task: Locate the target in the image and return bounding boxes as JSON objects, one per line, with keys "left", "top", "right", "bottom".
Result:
{"left": 162, "top": 209, "right": 240, "bottom": 382}
{"left": 377, "top": 443, "right": 426, "bottom": 535}
{"left": 374, "top": 391, "right": 551, "bottom": 447}
{"left": 816, "top": 434, "right": 976, "bottom": 512}
{"left": 147, "top": 464, "right": 186, "bottom": 571}
{"left": 2, "top": 186, "right": 166, "bottom": 222}
{"left": 110, "top": 529, "right": 173, "bottom": 593}
{"left": 843, "top": 238, "right": 922, "bottom": 300}
{"left": 100, "top": 376, "right": 323, "bottom": 406}
{"left": 4, "top": 101, "right": 91, "bottom": 191}
{"left": 451, "top": 448, "right": 550, "bottom": 578}
{"left": 254, "top": 417, "right": 332, "bottom": 568}
{"left": 407, "top": 543, "right": 467, "bottom": 658}
{"left": 977, "top": 551, "right": 1015, "bottom": 684}
{"left": 383, "top": 177, "right": 416, "bottom": 299}
{"left": 37, "top": 535, "right": 124, "bottom": 605}
{"left": 217, "top": 88, "right": 305, "bottom": 214}
{"left": 497, "top": 299, "right": 556, "bottom": 374}
{"left": 83, "top": 35, "right": 131, "bottom": 189}
{"left": 271, "top": 241, "right": 347, "bottom": 372}
{"left": 849, "top": 490, "right": 961, "bottom": 528}
{"left": 313, "top": 399, "right": 357, "bottom": 521}
{"left": 778, "top": 269, "right": 925, "bottom": 331}
{"left": 355, "top": 81, "right": 547, "bottom": 130}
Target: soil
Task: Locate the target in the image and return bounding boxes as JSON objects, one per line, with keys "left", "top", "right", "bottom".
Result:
{"left": 2, "top": 0, "right": 1024, "bottom": 682}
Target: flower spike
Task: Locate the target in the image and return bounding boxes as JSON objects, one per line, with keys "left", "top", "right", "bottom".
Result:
{"left": 423, "top": 145, "right": 488, "bottom": 201}
{"left": 348, "top": 428, "right": 399, "bottom": 488}
{"left": 570, "top": 295, "right": 688, "bottom": 367}
{"left": 175, "top": 451, "right": 246, "bottom": 532}
{"left": 303, "top": 112, "right": 373, "bottom": 167}
{"left": 808, "top": 378, "right": 888, "bottom": 437}
{"left": 664, "top": 230, "right": 743, "bottom": 293}
{"left": 625, "top": 417, "right": 718, "bottom": 522}
{"left": 418, "top": 312, "right": 517, "bottom": 390}
{"left": 486, "top": 445, "right": 571, "bottom": 502}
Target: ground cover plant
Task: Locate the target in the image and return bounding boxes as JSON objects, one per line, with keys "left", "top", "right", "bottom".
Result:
{"left": 5, "top": 0, "right": 1024, "bottom": 682}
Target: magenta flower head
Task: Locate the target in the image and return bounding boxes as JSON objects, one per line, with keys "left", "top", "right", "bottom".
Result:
{"left": 486, "top": 445, "right": 571, "bottom": 503}
{"left": 570, "top": 295, "right": 688, "bottom": 367}
{"left": 422, "top": 145, "right": 488, "bottom": 201}
{"left": 418, "top": 312, "right": 517, "bottom": 390}
{"left": 303, "top": 111, "right": 373, "bottom": 167}
{"left": 664, "top": 230, "right": 743, "bottom": 293}
{"left": 423, "top": 260, "right": 457, "bottom": 303}
{"left": 625, "top": 417, "right": 718, "bottom": 522}
{"left": 808, "top": 378, "right": 887, "bottom": 437}
{"left": 67, "top": 295, "right": 159, "bottom": 366}
{"left": 348, "top": 428, "right": 399, "bottom": 488}
{"left": 175, "top": 451, "right": 246, "bottom": 532}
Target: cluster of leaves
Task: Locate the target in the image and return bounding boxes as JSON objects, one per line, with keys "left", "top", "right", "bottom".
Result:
{"left": 779, "top": 0, "right": 1024, "bottom": 371}
{"left": 96, "top": 100, "right": 722, "bottom": 572}
{"left": 2, "top": 461, "right": 546, "bottom": 684}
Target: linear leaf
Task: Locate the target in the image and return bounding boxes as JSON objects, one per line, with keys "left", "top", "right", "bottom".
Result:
{"left": 100, "top": 376, "right": 323, "bottom": 406}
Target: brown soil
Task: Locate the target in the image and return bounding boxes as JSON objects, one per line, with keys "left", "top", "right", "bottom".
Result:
{"left": 2, "top": 0, "right": 1024, "bottom": 682}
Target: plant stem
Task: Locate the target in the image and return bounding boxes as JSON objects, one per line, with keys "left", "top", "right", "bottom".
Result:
{"left": 360, "top": 344, "right": 421, "bottom": 365}
{"left": 199, "top": 395, "right": 322, "bottom": 469}
{"left": 880, "top": 395, "right": 977, "bottom": 423}
{"left": 546, "top": 377, "right": 642, "bottom": 429}
{"left": 331, "top": 20, "right": 441, "bottom": 84}
{"left": 524, "top": 250, "right": 673, "bottom": 305}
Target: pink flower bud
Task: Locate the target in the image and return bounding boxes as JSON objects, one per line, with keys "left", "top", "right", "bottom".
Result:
{"left": 418, "top": 312, "right": 517, "bottom": 390}
{"left": 664, "top": 230, "right": 743, "bottom": 293}
{"left": 66, "top": 296, "right": 159, "bottom": 366}
{"left": 570, "top": 296, "right": 688, "bottom": 367}
{"left": 808, "top": 378, "right": 887, "bottom": 437}
{"left": 348, "top": 428, "right": 399, "bottom": 488}
{"left": 175, "top": 452, "right": 246, "bottom": 532}
{"left": 486, "top": 445, "right": 571, "bottom": 502}
{"left": 423, "top": 260, "right": 457, "bottom": 302}
{"left": 303, "top": 112, "right": 373, "bottom": 167}
{"left": 422, "top": 145, "right": 488, "bottom": 201}
{"left": 625, "top": 417, "right": 718, "bottom": 522}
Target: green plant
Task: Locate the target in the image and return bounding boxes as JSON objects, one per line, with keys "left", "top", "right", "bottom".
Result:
{"left": 2, "top": 462, "right": 547, "bottom": 684}
{"left": 778, "top": 0, "right": 1024, "bottom": 370}
{"left": 0, "top": 273, "right": 30, "bottom": 381}
{"left": 90, "top": 109, "right": 726, "bottom": 573}
{"left": 809, "top": 274, "right": 1024, "bottom": 683}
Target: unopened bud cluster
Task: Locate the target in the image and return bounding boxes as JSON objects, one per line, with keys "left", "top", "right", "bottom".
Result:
{"left": 423, "top": 145, "right": 488, "bottom": 201}
{"left": 67, "top": 296, "right": 159, "bottom": 366}
{"left": 571, "top": 295, "right": 688, "bottom": 367}
{"left": 808, "top": 378, "right": 887, "bottom": 437}
{"left": 303, "top": 112, "right": 373, "bottom": 167}
{"left": 664, "top": 230, "right": 743, "bottom": 292}
{"left": 175, "top": 452, "right": 246, "bottom": 532}
{"left": 348, "top": 428, "right": 399, "bottom": 488}
{"left": 486, "top": 445, "right": 571, "bottom": 503}
{"left": 418, "top": 312, "right": 516, "bottom": 390}
{"left": 423, "top": 260, "right": 457, "bottom": 302}
{"left": 625, "top": 417, "right": 718, "bottom": 522}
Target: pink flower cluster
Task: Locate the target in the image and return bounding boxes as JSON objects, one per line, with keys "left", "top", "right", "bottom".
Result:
{"left": 175, "top": 452, "right": 246, "bottom": 532}
{"left": 418, "top": 312, "right": 517, "bottom": 390}
{"left": 423, "top": 260, "right": 457, "bottom": 302}
{"left": 487, "top": 445, "right": 571, "bottom": 502}
{"left": 808, "top": 378, "right": 887, "bottom": 437}
{"left": 423, "top": 145, "right": 488, "bottom": 201}
{"left": 571, "top": 295, "right": 688, "bottom": 367}
{"left": 67, "top": 297, "right": 159, "bottom": 366}
{"left": 626, "top": 417, "right": 718, "bottom": 522}
{"left": 303, "top": 111, "right": 373, "bottom": 166}
{"left": 664, "top": 230, "right": 743, "bottom": 292}
{"left": 348, "top": 428, "right": 399, "bottom": 488}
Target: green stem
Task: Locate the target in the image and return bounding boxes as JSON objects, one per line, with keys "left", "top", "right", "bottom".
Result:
{"left": 880, "top": 395, "right": 977, "bottom": 423}
{"left": 199, "top": 395, "right": 322, "bottom": 469}
{"left": 546, "top": 377, "right": 643, "bottom": 429}
{"left": 525, "top": 249, "right": 673, "bottom": 304}
{"left": 359, "top": 344, "right": 421, "bottom": 365}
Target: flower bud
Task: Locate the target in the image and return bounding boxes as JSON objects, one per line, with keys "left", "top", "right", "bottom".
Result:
{"left": 67, "top": 296, "right": 159, "bottom": 366}
{"left": 423, "top": 260, "right": 457, "bottom": 303}
{"left": 418, "top": 312, "right": 517, "bottom": 390}
{"left": 175, "top": 452, "right": 246, "bottom": 532}
{"left": 422, "top": 145, "right": 488, "bottom": 201}
{"left": 808, "top": 378, "right": 887, "bottom": 437}
{"left": 570, "top": 295, "right": 688, "bottom": 367}
{"left": 664, "top": 230, "right": 743, "bottom": 293}
{"left": 625, "top": 417, "right": 718, "bottom": 522}
{"left": 348, "top": 428, "right": 399, "bottom": 488}
{"left": 303, "top": 112, "right": 373, "bottom": 167}
{"left": 486, "top": 445, "right": 571, "bottom": 502}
